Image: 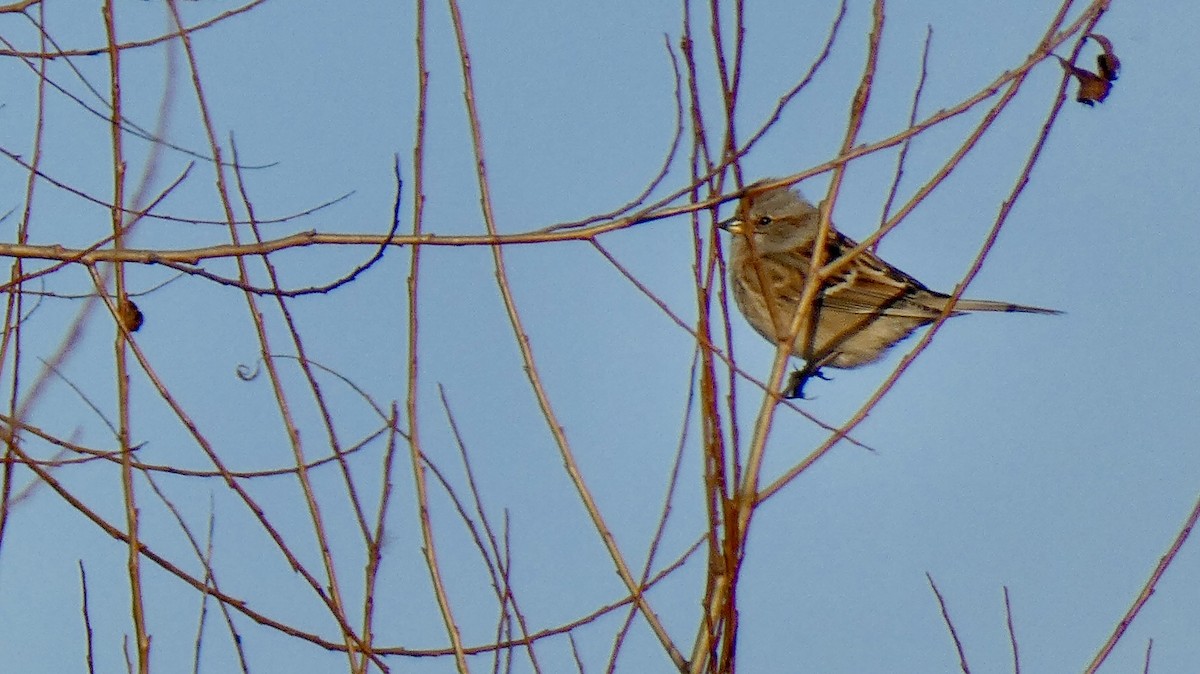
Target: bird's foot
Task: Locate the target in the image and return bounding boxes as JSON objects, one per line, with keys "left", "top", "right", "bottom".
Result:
{"left": 785, "top": 367, "right": 830, "bottom": 399}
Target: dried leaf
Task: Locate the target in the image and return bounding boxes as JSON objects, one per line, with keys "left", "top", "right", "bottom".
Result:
{"left": 1055, "top": 55, "right": 1112, "bottom": 107}
{"left": 118, "top": 298, "right": 144, "bottom": 333}
{"left": 1087, "top": 33, "right": 1120, "bottom": 81}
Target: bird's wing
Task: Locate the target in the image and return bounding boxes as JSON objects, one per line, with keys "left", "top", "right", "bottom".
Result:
{"left": 769, "top": 230, "right": 952, "bottom": 318}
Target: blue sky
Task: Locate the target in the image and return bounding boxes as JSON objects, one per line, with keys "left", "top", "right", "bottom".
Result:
{"left": 0, "top": 1, "right": 1194, "bottom": 672}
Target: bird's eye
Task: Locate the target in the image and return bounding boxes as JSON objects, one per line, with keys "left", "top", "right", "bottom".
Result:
{"left": 757, "top": 216, "right": 772, "bottom": 226}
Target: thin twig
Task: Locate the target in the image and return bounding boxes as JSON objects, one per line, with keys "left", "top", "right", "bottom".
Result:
{"left": 1084, "top": 491, "right": 1200, "bottom": 673}
{"left": 876, "top": 23, "right": 933, "bottom": 251}
{"left": 102, "top": 4, "right": 149, "bottom": 670}
{"left": 79, "top": 561, "right": 96, "bottom": 674}
{"left": 1004, "top": 586, "right": 1020, "bottom": 674}
{"left": 926, "top": 573, "right": 971, "bottom": 674}
{"left": 438, "top": 386, "right": 543, "bottom": 671}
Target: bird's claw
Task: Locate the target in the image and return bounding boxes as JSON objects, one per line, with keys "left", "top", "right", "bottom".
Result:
{"left": 785, "top": 367, "right": 830, "bottom": 399}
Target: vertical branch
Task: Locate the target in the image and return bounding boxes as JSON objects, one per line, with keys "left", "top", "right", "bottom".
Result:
{"left": 445, "top": 0, "right": 685, "bottom": 668}
{"left": 103, "top": 3, "right": 149, "bottom": 671}
{"left": 354, "top": 162, "right": 408, "bottom": 674}
{"left": 682, "top": 6, "right": 741, "bottom": 667}
{"left": 404, "top": 0, "right": 470, "bottom": 669}
{"left": 362, "top": 405, "right": 402, "bottom": 674}
{"left": 0, "top": 0, "right": 49, "bottom": 553}
{"left": 710, "top": 0, "right": 745, "bottom": 178}
{"left": 407, "top": 438, "right": 469, "bottom": 672}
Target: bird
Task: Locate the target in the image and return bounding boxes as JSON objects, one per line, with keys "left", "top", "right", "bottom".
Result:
{"left": 719, "top": 181, "right": 1060, "bottom": 398}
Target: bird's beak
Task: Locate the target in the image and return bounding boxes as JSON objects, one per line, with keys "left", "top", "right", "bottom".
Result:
{"left": 718, "top": 216, "right": 745, "bottom": 235}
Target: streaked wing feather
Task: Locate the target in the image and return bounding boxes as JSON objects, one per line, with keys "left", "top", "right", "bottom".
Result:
{"left": 765, "top": 230, "right": 951, "bottom": 318}
{"left": 823, "top": 271, "right": 948, "bottom": 318}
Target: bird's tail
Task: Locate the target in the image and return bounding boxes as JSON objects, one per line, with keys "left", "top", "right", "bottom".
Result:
{"left": 950, "top": 298, "right": 1062, "bottom": 315}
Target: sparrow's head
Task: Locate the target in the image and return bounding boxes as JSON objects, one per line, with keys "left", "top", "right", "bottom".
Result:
{"left": 720, "top": 182, "right": 820, "bottom": 253}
